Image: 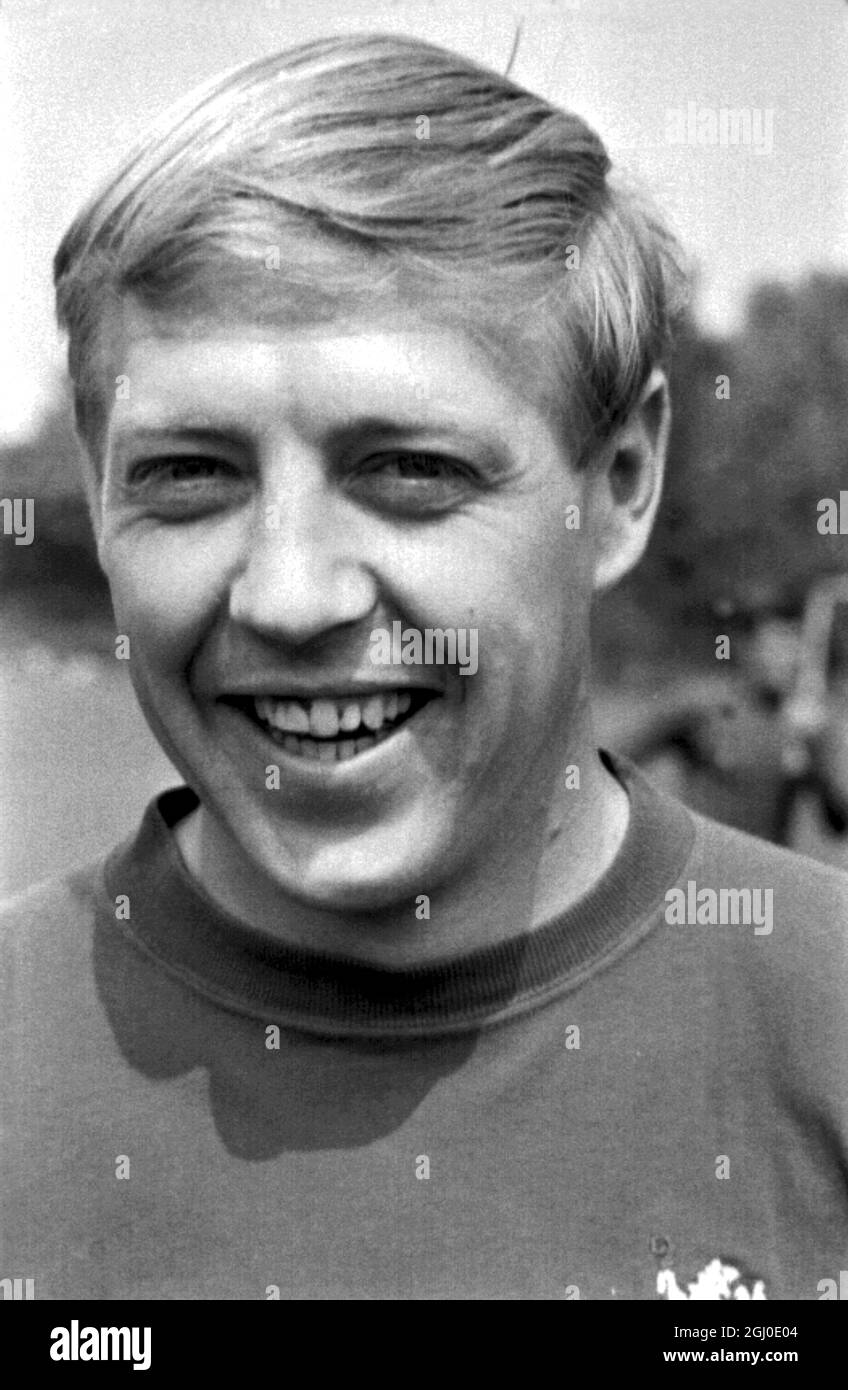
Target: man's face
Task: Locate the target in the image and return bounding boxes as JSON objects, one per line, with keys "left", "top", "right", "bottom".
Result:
{"left": 97, "top": 297, "right": 596, "bottom": 910}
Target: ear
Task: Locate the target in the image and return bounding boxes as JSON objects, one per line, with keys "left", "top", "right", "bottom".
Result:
{"left": 586, "top": 366, "right": 671, "bottom": 593}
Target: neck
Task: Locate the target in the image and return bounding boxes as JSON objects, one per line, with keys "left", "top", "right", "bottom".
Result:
{"left": 175, "top": 714, "right": 629, "bottom": 968}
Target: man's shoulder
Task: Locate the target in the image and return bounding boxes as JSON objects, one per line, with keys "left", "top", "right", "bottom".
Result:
{"left": 618, "top": 750, "right": 848, "bottom": 927}
{"left": 676, "top": 807, "right": 848, "bottom": 994}
{"left": 687, "top": 807, "right": 848, "bottom": 909}
{"left": 653, "top": 804, "right": 848, "bottom": 1111}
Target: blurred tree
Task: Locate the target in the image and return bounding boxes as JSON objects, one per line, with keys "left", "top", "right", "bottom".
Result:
{"left": 0, "top": 384, "right": 109, "bottom": 628}
{"left": 595, "top": 272, "right": 848, "bottom": 680}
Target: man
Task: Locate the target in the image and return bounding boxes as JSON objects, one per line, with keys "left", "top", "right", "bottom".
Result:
{"left": 2, "top": 32, "right": 847, "bottom": 1301}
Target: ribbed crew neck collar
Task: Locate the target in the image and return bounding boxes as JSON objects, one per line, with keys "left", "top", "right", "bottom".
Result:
{"left": 102, "top": 751, "right": 694, "bottom": 1037}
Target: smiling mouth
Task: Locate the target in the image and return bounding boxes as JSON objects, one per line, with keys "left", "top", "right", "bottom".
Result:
{"left": 224, "top": 689, "right": 440, "bottom": 763}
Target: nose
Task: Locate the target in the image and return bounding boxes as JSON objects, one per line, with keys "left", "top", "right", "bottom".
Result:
{"left": 228, "top": 483, "right": 379, "bottom": 647}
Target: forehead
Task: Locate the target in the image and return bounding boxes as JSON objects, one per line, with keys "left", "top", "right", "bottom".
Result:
{"left": 104, "top": 296, "right": 560, "bottom": 450}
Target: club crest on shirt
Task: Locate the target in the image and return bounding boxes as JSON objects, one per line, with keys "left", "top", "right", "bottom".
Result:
{"left": 657, "top": 1257, "right": 767, "bottom": 1300}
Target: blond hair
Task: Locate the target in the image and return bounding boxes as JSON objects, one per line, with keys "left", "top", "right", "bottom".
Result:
{"left": 54, "top": 32, "right": 689, "bottom": 469}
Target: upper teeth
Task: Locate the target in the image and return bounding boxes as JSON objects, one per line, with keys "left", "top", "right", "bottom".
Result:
{"left": 254, "top": 691, "right": 412, "bottom": 738}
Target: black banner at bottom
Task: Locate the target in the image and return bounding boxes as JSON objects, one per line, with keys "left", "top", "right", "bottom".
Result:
{"left": 0, "top": 1298, "right": 840, "bottom": 1376}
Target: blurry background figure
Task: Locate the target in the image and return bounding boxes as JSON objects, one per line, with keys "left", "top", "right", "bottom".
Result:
{"left": 781, "top": 578, "right": 848, "bottom": 855}
{"left": 620, "top": 616, "right": 798, "bottom": 845}
{"left": 590, "top": 270, "right": 848, "bottom": 875}
{"left": 613, "top": 593, "right": 848, "bottom": 867}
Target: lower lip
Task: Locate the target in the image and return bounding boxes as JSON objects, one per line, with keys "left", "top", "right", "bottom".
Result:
{"left": 218, "top": 698, "right": 442, "bottom": 780}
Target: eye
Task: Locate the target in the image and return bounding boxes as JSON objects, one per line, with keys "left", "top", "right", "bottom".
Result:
{"left": 375, "top": 451, "right": 457, "bottom": 478}
{"left": 127, "top": 455, "right": 235, "bottom": 485}
{"left": 352, "top": 450, "right": 475, "bottom": 515}
{"left": 121, "top": 454, "right": 249, "bottom": 518}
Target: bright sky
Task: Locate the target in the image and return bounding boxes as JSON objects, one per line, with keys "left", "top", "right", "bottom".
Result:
{"left": 2, "top": 0, "right": 847, "bottom": 438}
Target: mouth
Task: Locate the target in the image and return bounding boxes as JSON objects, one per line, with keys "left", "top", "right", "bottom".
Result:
{"left": 223, "top": 688, "right": 441, "bottom": 763}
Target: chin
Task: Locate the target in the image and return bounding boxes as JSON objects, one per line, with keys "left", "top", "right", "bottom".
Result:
{"left": 255, "top": 823, "right": 456, "bottom": 917}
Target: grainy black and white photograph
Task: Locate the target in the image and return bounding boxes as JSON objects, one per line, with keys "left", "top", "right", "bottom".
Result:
{"left": 1, "top": 0, "right": 847, "bottom": 1343}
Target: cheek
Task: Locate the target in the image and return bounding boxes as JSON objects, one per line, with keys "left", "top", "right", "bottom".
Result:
{"left": 491, "top": 520, "right": 592, "bottom": 715}
{"left": 101, "top": 529, "right": 231, "bottom": 674}
{"left": 391, "top": 496, "right": 588, "bottom": 616}
{"left": 391, "top": 513, "right": 590, "bottom": 720}
{"left": 456, "top": 512, "right": 592, "bottom": 647}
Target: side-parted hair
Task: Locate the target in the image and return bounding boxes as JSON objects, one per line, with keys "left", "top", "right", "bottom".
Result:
{"left": 54, "top": 31, "right": 689, "bottom": 472}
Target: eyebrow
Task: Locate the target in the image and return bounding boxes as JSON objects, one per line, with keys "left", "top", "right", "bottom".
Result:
{"left": 109, "top": 422, "right": 254, "bottom": 454}
{"left": 109, "top": 414, "right": 514, "bottom": 469}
